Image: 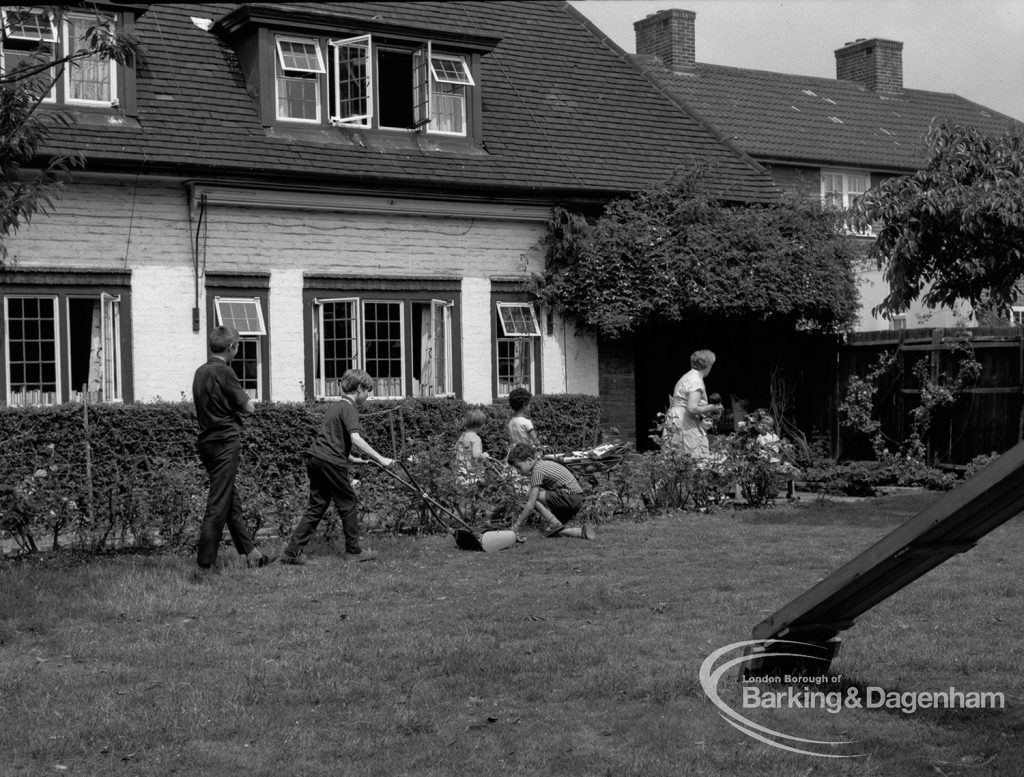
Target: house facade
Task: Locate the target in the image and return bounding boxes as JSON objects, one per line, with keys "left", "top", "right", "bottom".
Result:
{"left": 631, "top": 8, "right": 1024, "bottom": 332}
{"left": 0, "top": 2, "right": 777, "bottom": 413}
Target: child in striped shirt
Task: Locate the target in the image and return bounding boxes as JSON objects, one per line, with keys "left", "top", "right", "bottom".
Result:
{"left": 507, "top": 443, "right": 595, "bottom": 540}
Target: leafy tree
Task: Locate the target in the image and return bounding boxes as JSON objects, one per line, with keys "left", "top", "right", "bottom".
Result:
{"left": 540, "top": 170, "right": 859, "bottom": 338}
{"left": 854, "top": 121, "right": 1024, "bottom": 318}
{"left": 0, "top": 6, "right": 140, "bottom": 265}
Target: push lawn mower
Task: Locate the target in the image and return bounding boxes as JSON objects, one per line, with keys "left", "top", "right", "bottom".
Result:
{"left": 372, "top": 460, "right": 517, "bottom": 553}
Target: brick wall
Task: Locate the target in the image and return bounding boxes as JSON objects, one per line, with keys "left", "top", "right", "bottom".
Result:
{"left": 634, "top": 9, "right": 696, "bottom": 70}
{"left": 835, "top": 38, "right": 903, "bottom": 95}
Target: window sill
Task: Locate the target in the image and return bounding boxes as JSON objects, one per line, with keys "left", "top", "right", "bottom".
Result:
{"left": 265, "top": 124, "right": 488, "bottom": 156}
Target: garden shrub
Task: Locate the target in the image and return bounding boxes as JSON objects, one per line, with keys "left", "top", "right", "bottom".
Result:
{"left": 0, "top": 394, "right": 601, "bottom": 555}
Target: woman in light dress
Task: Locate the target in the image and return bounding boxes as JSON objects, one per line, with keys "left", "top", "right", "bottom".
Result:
{"left": 663, "top": 349, "right": 724, "bottom": 459}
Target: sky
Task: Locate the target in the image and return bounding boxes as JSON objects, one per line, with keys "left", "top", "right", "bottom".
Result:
{"left": 568, "top": 0, "right": 1024, "bottom": 122}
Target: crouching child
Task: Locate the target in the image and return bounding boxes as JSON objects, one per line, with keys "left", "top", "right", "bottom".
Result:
{"left": 506, "top": 443, "right": 594, "bottom": 540}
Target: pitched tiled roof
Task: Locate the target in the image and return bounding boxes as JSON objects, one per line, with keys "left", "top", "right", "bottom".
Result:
{"left": 38, "top": 2, "right": 779, "bottom": 202}
{"left": 633, "top": 56, "right": 1024, "bottom": 172}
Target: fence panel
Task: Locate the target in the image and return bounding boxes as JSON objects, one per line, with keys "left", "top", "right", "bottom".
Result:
{"left": 838, "top": 327, "right": 1024, "bottom": 467}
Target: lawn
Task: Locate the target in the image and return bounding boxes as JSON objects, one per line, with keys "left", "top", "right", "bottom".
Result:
{"left": 2, "top": 490, "right": 1022, "bottom": 776}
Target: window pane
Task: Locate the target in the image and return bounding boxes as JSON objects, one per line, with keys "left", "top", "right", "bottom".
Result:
{"left": 277, "top": 73, "right": 319, "bottom": 121}
{"left": 277, "top": 38, "right": 324, "bottom": 73}
{"left": 318, "top": 300, "right": 358, "bottom": 397}
{"left": 6, "top": 9, "right": 57, "bottom": 40}
{"left": 231, "top": 339, "right": 260, "bottom": 400}
{"left": 430, "top": 83, "right": 465, "bottom": 135}
{"left": 331, "top": 37, "right": 371, "bottom": 124}
{"left": 497, "top": 303, "right": 540, "bottom": 337}
{"left": 497, "top": 338, "right": 532, "bottom": 397}
{"left": 6, "top": 296, "right": 59, "bottom": 405}
{"left": 363, "top": 301, "right": 403, "bottom": 397}
{"left": 430, "top": 56, "right": 473, "bottom": 85}
{"left": 67, "top": 17, "right": 112, "bottom": 103}
{"left": 215, "top": 298, "right": 266, "bottom": 336}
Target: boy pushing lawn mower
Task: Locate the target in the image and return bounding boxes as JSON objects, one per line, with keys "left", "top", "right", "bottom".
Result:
{"left": 281, "top": 369, "right": 394, "bottom": 565}
{"left": 506, "top": 443, "right": 595, "bottom": 541}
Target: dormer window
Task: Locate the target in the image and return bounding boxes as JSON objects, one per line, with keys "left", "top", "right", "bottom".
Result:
{"left": 266, "top": 33, "right": 475, "bottom": 137}
{"left": 216, "top": 8, "right": 497, "bottom": 142}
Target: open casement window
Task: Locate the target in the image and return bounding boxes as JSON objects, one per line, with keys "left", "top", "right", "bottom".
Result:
{"left": 214, "top": 297, "right": 267, "bottom": 400}
{"left": 2, "top": 7, "right": 58, "bottom": 101}
{"left": 275, "top": 35, "right": 324, "bottom": 122}
{"left": 497, "top": 303, "right": 541, "bottom": 337}
{"left": 495, "top": 302, "right": 541, "bottom": 397}
{"left": 329, "top": 34, "right": 372, "bottom": 126}
{"left": 3, "top": 292, "right": 123, "bottom": 406}
{"left": 411, "top": 42, "right": 430, "bottom": 128}
{"left": 413, "top": 299, "right": 453, "bottom": 397}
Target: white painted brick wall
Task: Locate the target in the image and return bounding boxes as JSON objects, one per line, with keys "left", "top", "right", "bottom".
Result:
{"left": 461, "top": 277, "right": 493, "bottom": 404}
{"left": 132, "top": 266, "right": 205, "bottom": 402}
{"left": 5, "top": 179, "right": 601, "bottom": 403}
{"left": 269, "top": 269, "right": 306, "bottom": 402}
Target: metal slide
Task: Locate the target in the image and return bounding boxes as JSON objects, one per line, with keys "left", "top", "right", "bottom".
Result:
{"left": 747, "top": 439, "right": 1024, "bottom": 674}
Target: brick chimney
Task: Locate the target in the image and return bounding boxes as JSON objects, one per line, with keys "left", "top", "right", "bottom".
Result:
{"left": 835, "top": 38, "right": 903, "bottom": 95}
{"left": 634, "top": 9, "right": 695, "bottom": 70}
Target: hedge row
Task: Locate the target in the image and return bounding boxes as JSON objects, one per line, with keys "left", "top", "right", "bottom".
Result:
{"left": 0, "top": 395, "right": 602, "bottom": 554}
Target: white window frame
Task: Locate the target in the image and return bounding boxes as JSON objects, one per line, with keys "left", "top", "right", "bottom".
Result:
{"left": 214, "top": 296, "right": 266, "bottom": 401}
{"left": 495, "top": 302, "right": 540, "bottom": 398}
{"left": 2, "top": 7, "right": 57, "bottom": 41}
{"left": 1011, "top": 307, "right": 1024, "bottom": 326}
{"left": 98, "top": 292, "right": 122, "bottom": 403}
{"left": 274, "top": 34, "right": 323, "bottom": 123}
{"left": 214, "top": 296, "right": 267, "bottom": 336}
{"left": 430, "top": 54, "right": 474, "bottom": 86}
{"left": 4, "top": 294, "right": 61, "bottom": 406}
{"left": 497, "top": 302, "right": 542, "bottom": 337}
{"left": 329, "top": 34, "right": 373, "bottom": 126}
{"left": 3, "top": 291, "right": 124, "bottom": 406}
{"left": 360, "top": 299, "right": 405, "bottom": 399}
{"left": 416, "top": 299, "right": 454, "bottom": 398}
{"left": 821, "top": 169, "right": 870, "bottom": 210}
{"left": 2, "top": 7, "right": 58, "bottom": 103}
{"left": 325, "top": 34, "right": 471, "bottom": 136}
{"left": 313, "top": 297, "right": 360, "bottom": 399}
{"left": 822, "top": 169, "right": 873, "bottom": 236}
{"left": 275, "top": 35, "right": 325, "bottom": 73}
{"left": 889, "top": 314, "right": 907, "bottom": 332}
{"left": 63, "top": 13, "right": 117, "bottom": 107}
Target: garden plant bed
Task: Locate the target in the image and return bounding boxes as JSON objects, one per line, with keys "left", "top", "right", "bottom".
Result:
{"left": 3, "top": 490, "right": 1022, "bottom": 776}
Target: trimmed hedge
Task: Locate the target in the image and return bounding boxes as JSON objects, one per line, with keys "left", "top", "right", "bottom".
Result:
{"left": 0, "top": 395, "right": 602, "bottom": 554}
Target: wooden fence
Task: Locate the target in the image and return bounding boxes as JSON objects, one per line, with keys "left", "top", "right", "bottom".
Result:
{"left": 837, "top": 326, "right": 1024, "bottom": 467}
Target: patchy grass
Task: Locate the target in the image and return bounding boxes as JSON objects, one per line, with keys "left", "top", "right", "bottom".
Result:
{"left": 2, "top": 491, "right": 1023, "bottom": 776}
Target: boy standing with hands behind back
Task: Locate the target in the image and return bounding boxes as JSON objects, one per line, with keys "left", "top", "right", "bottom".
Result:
{"left": 281, "top": 369, "right": 394, "bottom": 565}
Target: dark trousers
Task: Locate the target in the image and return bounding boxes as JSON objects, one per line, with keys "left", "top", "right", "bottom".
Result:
{"left": 284, "top": 456, "right": 361, "bottom": 558}
{"left": 197, "top": 437, "right": 255, "bottom": 567}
